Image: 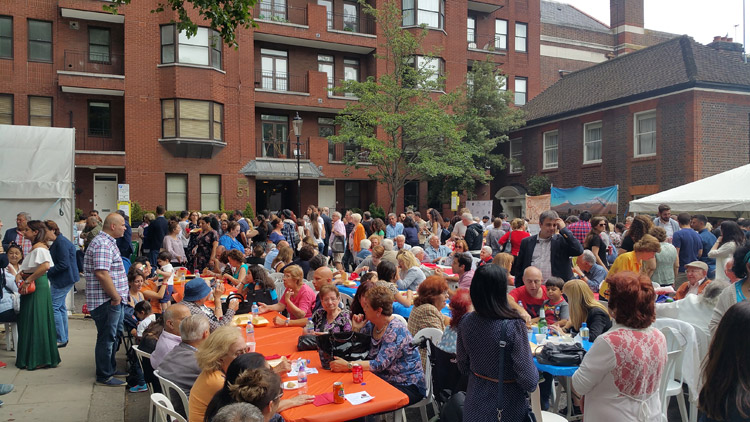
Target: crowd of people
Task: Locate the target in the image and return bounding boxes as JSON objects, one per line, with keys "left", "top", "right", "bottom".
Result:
{"left": 1, "top": 200, "right": 749, "bottom": 422}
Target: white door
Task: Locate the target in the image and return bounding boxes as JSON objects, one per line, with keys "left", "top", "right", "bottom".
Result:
{"left": 94, "top": 173, "right": 118, "bottom": 214}
{"left": 318, "top": 180, "right": 336, "bottom": 211}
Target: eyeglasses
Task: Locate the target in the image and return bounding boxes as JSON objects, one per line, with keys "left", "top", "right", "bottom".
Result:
{"left": 274, "top": 389, "right": 284, "bottom": 402}
{"left": 598, "top": 223, "right": 606, "bottom": 227}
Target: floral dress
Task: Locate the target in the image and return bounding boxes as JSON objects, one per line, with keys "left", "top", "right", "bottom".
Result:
{"left": 361, "top": 318, "right": 426, "bottom": 396}
{"left": 311, "top": 307, "right": 352, "bottom": 333}
{"left": 192, "top": 230, "right": 218, "bottom": 273}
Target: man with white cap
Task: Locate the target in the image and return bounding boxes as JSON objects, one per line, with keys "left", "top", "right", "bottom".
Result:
{"left": 674, "top": 261, "right": 711, "bottom": 300}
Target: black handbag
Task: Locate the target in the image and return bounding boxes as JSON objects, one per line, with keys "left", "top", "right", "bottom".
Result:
{"left": 330, "top": 235, "right": 346, "bottom": 253}
{"left": 245, "top": 285, "right": 278, "bottom": 306}
{"left": 536, "top": 342, "right": 587, "bottom": 367}
{"left": 297, "top": 334, "right": 319, "bottom": 351}
{"left": 221, "top": 292, "right": 254, "bottom": 315}
{"left": 496, "top": 320, "right": 537, "bottom": 422}
{"left": 316, "top": 331, "right": 372, "bottom": 370}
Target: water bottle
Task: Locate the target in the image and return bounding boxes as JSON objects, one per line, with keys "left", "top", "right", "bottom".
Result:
{"left": 251, "top": 302, "right": 259, "bottom": 319}
{"left": 538, "top": 317, "right": 548, "bottom": 337}
{"left": 245, "top": 322, "right": 255, "bottom": 343}
{"left": 297, "top": 359, "right": 308, "bottom": 394}
{"left": 580, "top": 322, "right": 590, "bottom": 342}
{"left": 305, "top": 318, "right": 314, "bottom": 335}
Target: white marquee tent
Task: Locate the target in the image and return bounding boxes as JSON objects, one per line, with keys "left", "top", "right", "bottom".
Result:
{"left": 629, "top": 163, "right": 750, "bottom": 218}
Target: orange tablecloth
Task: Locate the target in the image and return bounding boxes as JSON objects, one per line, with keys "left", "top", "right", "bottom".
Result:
{"left": 247, "top": 311, "right": 410, "bottom": 422}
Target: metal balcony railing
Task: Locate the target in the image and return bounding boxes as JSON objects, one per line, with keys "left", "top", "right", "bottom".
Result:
{"left": 467, "top": 34, "right": 508, "bottom": 52}
{"left": 76, "top": 132, "right": 124, "bottom": 152}
{"left": 326, "top": 11, "right": 376, "bottom": 35}
{"left": 255, "top": 70, "right": 308, "bottom": 93}
{"left": 254, "top": 4, "right": 308, "bottom": 25}
{"left": 257, "top": 136, "right": 310, "bottom": 159}
{"left": 62, "top": 50, "right": 124, "bottom": 75}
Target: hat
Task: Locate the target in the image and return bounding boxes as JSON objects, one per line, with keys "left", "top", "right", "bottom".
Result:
{"left": 685, "top": 261, "right": 708, "bottom": 272}
{"left": 183, "top": 277, "right": 212, "bottom": 302}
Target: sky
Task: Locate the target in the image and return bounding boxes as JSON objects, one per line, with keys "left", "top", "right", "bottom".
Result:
{"left": 563, "top": 0, "right": 747, "bottom": 47}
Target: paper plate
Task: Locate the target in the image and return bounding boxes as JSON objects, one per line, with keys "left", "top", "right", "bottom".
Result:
{"left": 282, "top": 380, "right": 300, "bottom": 390}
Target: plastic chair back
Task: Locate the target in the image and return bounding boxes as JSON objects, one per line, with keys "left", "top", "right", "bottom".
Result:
{"left": 153, "top": 369, "right": 189, "bottom": 418}
{"left": 151, "top": 393, "right": 187, "bottom": 422}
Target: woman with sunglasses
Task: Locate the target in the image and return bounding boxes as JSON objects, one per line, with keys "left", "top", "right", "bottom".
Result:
{"left": 584, "top": 216, "right": 610, "bottom": 269}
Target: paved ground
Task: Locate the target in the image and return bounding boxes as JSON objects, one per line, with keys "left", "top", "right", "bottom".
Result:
{"left": 0, "top": 277, "right": 687, "bottom": 422}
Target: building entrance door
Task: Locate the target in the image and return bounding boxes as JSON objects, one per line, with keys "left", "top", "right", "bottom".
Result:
{"left": 94, "top": 173, "right": 118, "bottom": 214}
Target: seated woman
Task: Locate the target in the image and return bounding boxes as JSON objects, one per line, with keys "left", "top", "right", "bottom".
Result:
{"left": 710, "top": 244, "right": 750, "bottom": 335}
{"left": 0, "top": 249, "right": 20, "bottom": 326}
{"left": 572, "top": 271, "right": 666, "bottom": 421}
{"left": 376, "top": 260, "right": 414, "bottom": 307}
{"left": 407, "top": 275, "right": 450, "bottom": 367}
{"left": 242, "top": 265, "right": 278, "bottom": 305}
{"left": 396, "top": 250, "right": 427, "bottom": 291}
{"left": 357, "top": 239, "right": 372, "bottom": 262}
{"left": 218, "top": 221, "right": 245, "bottom": 253}
{"left": 330, "top": 285, "right": 426, "bottom": 406}
{"left": 222, "top": 249, "right": 249, "bottom": 289}
{"left": 355, "top": 245, "right": 385, "bottom": 274}
{"left": 443, "top": 239, "right": 470, "bottom": 269}
{"left": 273, "top": 284, "right": 352, "bottom": 332}
{"left": 282, "top": 244, "right": 316, "bottom": 279}
{"left": 188, "top": 326, "right": 247, "bottom": 422}
{"left": 258, "top": 265, "right": 315, "bottom": 319}
{"left": 350, "top": 278, "right": 376, "bottom": 316}
{"left": 271, "top": 246, "right": 293, "bottom": 274}
{"left": 560, "top": 279, "right": 612, "bottom": 341}
{"left": 492, "top": 252, "right": 515, "bottom": 286}
{"left": 203, "top": 353, "right": 312, "bottom": 422}
{"left": 436, "top": 288, "right": 472, "bottom": 354}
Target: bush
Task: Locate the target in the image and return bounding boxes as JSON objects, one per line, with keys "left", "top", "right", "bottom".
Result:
{"left": 368, "top": 203, "right": 386, "bottom": 220}
{"left": 75, "top": 208, "right": 84, "bottom": 221}
{"left": 243, "top": 202, "right": 255, "bottom": 219}
{"left": 130, "top": 201, "right": 147, "bottom": 224}
{"left": 527, "top": 175, "right": 551, "bottom": 196}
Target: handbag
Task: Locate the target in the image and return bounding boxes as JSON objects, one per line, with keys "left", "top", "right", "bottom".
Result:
{"left": 221, "top": 292, "right": 254, "bottom": 315}
{"left": 536, "top": 342, "right": 587, "bottom": 367}
{"left": 18, "top": 280, "right": 36, "bottom": 295}
{"left": 501, "top": 232, "right": 513, "bottom": 253}
{"left": 245, "top": 285, "right": 278, "bottom": 305}
{"left": 330, "top": 235, "right": 346, "bottom": 254}
{"left": 297, "top": 334, "right": 319, "bottom": 351}
{"left": 495, "top": 320, "right": 537, "bottom": 422}
{"left": 316, "top": 331, "right": 372, "bottom": 370}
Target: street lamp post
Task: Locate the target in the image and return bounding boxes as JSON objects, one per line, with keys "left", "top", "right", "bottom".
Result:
{"left": 292, "top": 112, "right": 303, "bottom": 217}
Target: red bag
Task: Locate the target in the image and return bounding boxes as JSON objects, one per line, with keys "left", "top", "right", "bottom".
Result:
{"left": 18, "top": 281, "right": 36, "bottom": 295}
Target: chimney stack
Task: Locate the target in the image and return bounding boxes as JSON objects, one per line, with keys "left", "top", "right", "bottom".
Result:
{"left": 707, "top": 35, "right": 744, "bottom": 59}
{"left": 610, "top": 0, "right": 645, "bottom": 56}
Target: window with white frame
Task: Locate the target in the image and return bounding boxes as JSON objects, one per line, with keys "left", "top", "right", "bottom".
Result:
{"left": 584, "top": 121, "right": 602, "bottom": 163}
{"left": 634, "top": 110, "right": 656, "bottom": 157}
{"left": 495, "top": 19, "right": 507, "bottom": 50}
{"left": 543, "top": 130, "right": 558, "bottom": 169}
{"left": 166, "top": 174, "right": 187, "bottom": 211}
{"left": 160, "top": 25, "right": 222, "bottom": 70}
{"left": 260, "top": 48, "right": 288, "bottom": 91}
{"left": 467, "top": 16, "right": 476, "bottom": 48}
{"left": 402, "top": 0, "right": 444, "bottom": 29}
{"left": 200, "top": 175, "right": 221, "bottom": 211}
{"left": 318, "top": 54, "right": 334, "bottom": 93}
{"left": 509, "top": 138, "right": 522, "bottom": 173}
{"left": 515, "top": 22, "right": 527, "bottom": 52}
{"left": 514, "top": 77, "right": 527, "bottom": 106}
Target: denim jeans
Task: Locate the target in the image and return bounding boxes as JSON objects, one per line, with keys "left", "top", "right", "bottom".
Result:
{"left": 90, "top": 301, "right": 124, "bottom": 382}
{"left": 49, "top": 284, "right": 74, "bottom": 344}
{"left": 148, "top": 249, "right": 160, "bottom": 269}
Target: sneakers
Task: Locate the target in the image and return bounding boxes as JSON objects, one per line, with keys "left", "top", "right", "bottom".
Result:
{"left": 128, "top": 384, "right": 148, "bottom": 393}
{"left": 97, "top": 378, "right": 126, "bottom": 387}
{"left": 0, "top": 384, "right": 13, "bottom": 395}
{"left": 57, "top": 342, "right": 68, "bottom": 348}
{"left": 113, "top": 370, "right": 128, "bottom": 378}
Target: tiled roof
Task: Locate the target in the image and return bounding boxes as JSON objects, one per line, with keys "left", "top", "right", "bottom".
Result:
{"left": 541, "top": 1, "right": 609, "bottom": 32}
{"left": 523, "top": 36, "right": 750, "bottom": 124}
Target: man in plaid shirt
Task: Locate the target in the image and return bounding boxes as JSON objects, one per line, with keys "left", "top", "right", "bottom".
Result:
{"left": 84, "top": 213, "right": 129, "bottom": 386}
{"left": 567, "top": 211, "right": 592, "bottom": 245}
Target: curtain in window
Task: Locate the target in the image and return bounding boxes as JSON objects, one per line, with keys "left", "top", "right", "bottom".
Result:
{"left": 179, "top": 100, "right": 210, "bottom": 138}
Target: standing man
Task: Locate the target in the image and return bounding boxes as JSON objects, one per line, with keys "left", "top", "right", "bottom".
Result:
{"left": 2, "top": 212, "right": 32, "bottom": 255}
{"left": 653, "top": 204, "right": 680, "bottom": 242}
{"left": 143, "top": 205, "right": 168, "bottom": 267}
{"left": 690, "top": 214, "right": 717, "bottom": 279}
{"left": 329, "top": 212, "right": 346, "bottom": 271}
{"left": 385, "top": 213, "right": 404, "bottom": 239}
{"left": 672, "top": 212, "right": 703, "bottom": 287}
{"left": 234, "top": 210, "right": 250, "bottom": 248}
{"left": 499, "top": 213, "right": 511, "bottom": 232}
{"left": 566, "top": 211, "right": 592, "bottom": 246}
{"left": 513, "top": 210, "right": 584, "bottom": 286}
{"left": 342, "top": 211, "right": 356, "bottom": 271}
{"left": 84, "top": 213, "right": 129, "bottom": 386}
{"left": 321, "top": 207, "right": 333, "bottom": 256}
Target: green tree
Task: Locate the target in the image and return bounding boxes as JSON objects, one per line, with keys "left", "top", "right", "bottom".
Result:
{"left": 432, "top": 58, "right": 526, "bottom": 201}
{"left": 104, "top": 0, "right": 257, "bottom": 46}
{"left": 527, "top": 175, "right": 551, "bottom": 196}
{"left": 331, "top": 1, "right": 470, "bottom": 213}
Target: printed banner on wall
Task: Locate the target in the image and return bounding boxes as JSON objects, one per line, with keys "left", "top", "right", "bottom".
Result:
{"left": 551, "top": 185, "right": 618, "bottom": 216}
{"left": 465, "top": 200, "right": 493, "bottom": 220}
{"left": 525, "top": 194, "right": 551, "bottom": 225}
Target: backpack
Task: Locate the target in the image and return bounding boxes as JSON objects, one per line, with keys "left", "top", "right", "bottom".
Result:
{"left": 463, "top": 223, "right": 484, "bottom": 251}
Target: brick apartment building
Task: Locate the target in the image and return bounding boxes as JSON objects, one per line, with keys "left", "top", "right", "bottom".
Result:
{"left": 0, "top": 0, "right": 542, "bottom": 216}
{"left": 495, "top": 35, "right": 750, "bottom": 219}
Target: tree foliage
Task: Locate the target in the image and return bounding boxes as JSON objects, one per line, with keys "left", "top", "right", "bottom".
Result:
{"left": 527, "top": 175, "right": 551, "bottom": 196}
{"left": 104, "top": 0, "right": 257, "bottom": 46}
{"left": 331, "top": 1, "right": 472, "bottom": 213}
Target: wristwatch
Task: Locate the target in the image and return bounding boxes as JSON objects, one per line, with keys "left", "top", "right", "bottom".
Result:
{"left": 285, "top": 319, "right": 290, "bottom": 326}
{"left": 347, "top": 362, "right": 353, "bottom": 370}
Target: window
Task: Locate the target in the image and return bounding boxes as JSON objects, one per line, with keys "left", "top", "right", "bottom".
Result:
{"left": 28, "top": 20, "right": 52, "bottom": 62}
{"left": 259, "top": 0, "right": 286, "bottom": 20}
{"left": 543, "top": 130, "right": 558, "bottom": 169}
{"left": 88, "top": 101, "right": 111, "bottom": 137}
{"left": 166, "top": 174, "right": 187, "bottom": 211}
{"left": 495, "top": 19, "right": 507, "bottom": 50}
{"left": 497, "top": 75, "right": 507, "bottom": 92}
{"left": 515, "top": 22, "right": 527, "bottom": 52}
{"left": 29, "top": 96, "right": 51, "bottom": 126}
{"left": 467, "top": 16, "right": 476, "bottom": 48}
{"left": 261, "top": 114, "right": 288, "bottom": 158}
{"left": 319, "top": 117, "right": 335, "bottom": 138}
{"left": 635, "top": 110, "right": 656, "bottom": 157}
{"left": 402, "top": 0, "right": 444, "bottom": 29}
{"left": 343, "top": 2, "right": 358, "bottom": 32}
{"left": 343, "top": 58, "right": 359, "bottom": 97}
{"left": 0, "top": 16, "right": 12, "bottom": 59}
{"left": 318, "top": 54, "right": 334, "bottom": 92}
{"left": 410, "top": 56, "right": 444, "bottom": 89}
{"left": 404, "top": 181, "right": 419, "bottom": 210}
{"left": 514, "top": 77, "right": 527, "bottom": 106}
{"left": 200, "top": 175, "right": 221, "bottom": 211}
{"left": 583, "top": 121, "right": 602, "bottom": 163}
{"left": 344, "top": 181, "right": 360, "bottom": 210}
{"left": 260, "top": 48, "right": 288, "bottom": 91}
{"left": 509, "top": 138, "right": 522, "bottom": 174}
{"left": 160, "top": 25, "right": 222, "bottom": 70}
{"left": 318, "top": 0, "right": 333, "bottom": 28}
{"left": 161, "top": 99, "right": 223, "bottom": 141}
{"left": 89, "top": 28, "right": 110, "bottom": 63}
{"left": 0, "top": 94, "right": 11, "bottom": 124}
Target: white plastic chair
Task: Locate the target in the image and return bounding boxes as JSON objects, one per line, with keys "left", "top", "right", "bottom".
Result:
{"left": 153, "top": 369, "right": 189, "bottom": 419}
{"left": 393, "top": 314, "right": 407, "bottom": 326}
{"left": 659, "top": 327, "right": 685, "bottom": 422}
{"left": 151, "top": 393, "right": 187, "bottom": 422}
{"left": 132, "top": 345, "right": 156, "bottom": 422}
{"left": 340, "top": 293, "right": 354, "bottom": 309}
{"left": 303, "top": 280, "right": 316, "bottom": 292}
{"left": 4, "top": 322, "right": 17, "bottom": 353}
{"left": 274, "top": 279, "right": 286, "bottom": 301}
{"left": 395, "top": 328, "right": 444, "bottom": 422}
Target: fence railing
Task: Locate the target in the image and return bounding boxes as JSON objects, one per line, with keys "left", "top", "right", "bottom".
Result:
{"left": 467, "top": 34, "right": 508, "bottom": 52}
{"left": 62, "top": 50, "right": 124, "bottom": 75}
{"left": 255, "top": 70, "right": 308, "bottom": 93}
{"left": 254, "top": 4, "right": 308, "bottom": 25}
{"left": 75, "top": 132, "right": 124, "bottom": 152}
{"left": 328, "top": 141, "right": 369, "bottom": 163}
{"left": 327, "top": 11, "right": 376, "bottom": 35}
{"left": 257, "top": 136, "right": 310, "bottom": 159}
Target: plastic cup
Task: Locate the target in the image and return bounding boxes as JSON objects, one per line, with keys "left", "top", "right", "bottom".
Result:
{"left": 535, "top": 334, "right": 545, "bottom": 345}
{"left": 246, "top": 342, "right": 256, "bottom": 353}
{"left": 531, "top": 325, "right": 540, "bottom": 335}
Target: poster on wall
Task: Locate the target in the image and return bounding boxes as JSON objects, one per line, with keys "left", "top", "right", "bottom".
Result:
{"left": 465, "top": 200, "right": 493, "bottom": 219}
{"left": 525, "top": 194, "right": 551, "bottom": 225}
{"left": 551, "top": 185, "right": 618, "bottom": 216}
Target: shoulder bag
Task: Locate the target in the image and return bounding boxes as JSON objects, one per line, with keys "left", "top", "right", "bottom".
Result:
{"left": 18, "top": 280, "right": 35, "bottom": 295}
{"left": 316, "top": 330, "right": 372, "bottom": 370}
{"left": 495, "top": 320, "right": 536, "bottom": 422}
{"left": 331, "top": 235, "right": 346, "bottom": 254}
{"left": 221, "top": 292, "right": 254, "bottom": 315}
{"left": 536, "top": 342, "right": 586, "bottom": 367}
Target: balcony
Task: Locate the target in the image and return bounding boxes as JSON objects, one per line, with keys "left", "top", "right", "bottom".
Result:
{"left": 467, "top": 0, "right": 503, "bottom": 14}
{"left": 60, "top": 3, "right": 125, "bottom": 23}
{"left": 255, "top": 70, "right": 308, "bottom": 94}
{"left": 255, "top": 4, "right": 308, "bottom": 25}
{"left": 254, "top": 69, "right": 357, "bottom": 112}
{"left": 76, "top": 131, "right": 124, "bottom": 152}
{"left": 328, "top": 141, "right": 369, "bottom": 163}
{"left": 468, "top": 34, "right": 508, "bottom": 54}
{"left": 58, "top": 50, "right": 125, "bottom": 96}
{"left": 326, "top": 11, "right": 376, "bottom": 35}
{"left": 257, "top": 136, "right": 310, "bottom": 159}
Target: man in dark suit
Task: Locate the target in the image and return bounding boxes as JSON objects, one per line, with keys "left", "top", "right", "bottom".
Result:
{"left": 512, "top": 210, "right": 584, "bottom": 287}
{"left": 320, "top": 206, "right": 333, "bottom": 256}
{"left": 143, "top": 205, "right": 168, "bottom": 267}
{"left": 115, "top": 210, "right": 133, "bottom": 259}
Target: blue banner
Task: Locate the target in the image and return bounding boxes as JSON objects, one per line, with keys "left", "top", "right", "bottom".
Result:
{"left": 550, "top": 185, "right": 618, "bottom": 216}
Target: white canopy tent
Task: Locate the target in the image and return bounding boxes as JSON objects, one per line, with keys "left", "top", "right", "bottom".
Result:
{"left": 0, "top": 125, "right": 76, "bottom": 240}
{"left": 629, "top": 163, "right": 750, "bottom": 218}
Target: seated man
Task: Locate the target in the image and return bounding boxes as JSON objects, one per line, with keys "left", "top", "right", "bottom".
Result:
{"left": 675, "top": 261, "right": 711, "bottom": 300}
{"left": 572, "top": 250, "right": 608, "bottom": 293}
{"left": 179, "top": 277, "right": 239, "bottom": 332}
{"left": 157, "top": 314, "right": 210, "bottom": 416}
{"left": 394, "top": 235, "right": 412, "bottom": 251}
{"left": 423, "top": 235, "right": 451, "bottom": 263}
{"left": 150, "top": 304, "right": 191, "bottom": 368}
